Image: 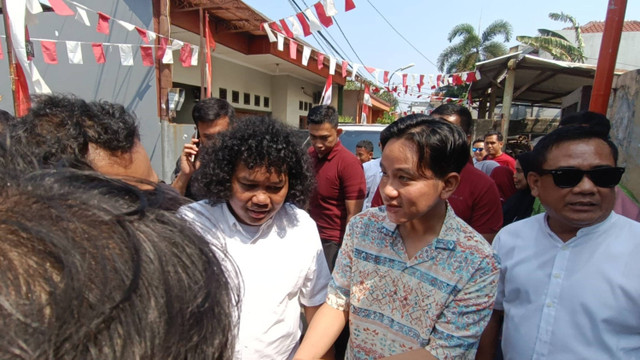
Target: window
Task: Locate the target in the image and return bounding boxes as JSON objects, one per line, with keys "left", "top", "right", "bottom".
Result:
{"left": 299, "top": 101, "right": 304, "bottom": 111}
{"left": 232, "top": 90, "right": 239, "bottom": 104}
{"left": 303, "top": 102, "right": 308, "bottom": 111}
{"left": 254, "top": 95, "right": 260, "bottom": 106}
{"left": 264, "top": 97, "right": 270, "bottom": 108}
{"left": 244, "top": 92, "right": 251, "bottom": 105}
{"left": 219, "top": 88, "right": 227, "bottom": 100}
{"left": 307, "top": 102, "right": 313, "bottom": 110}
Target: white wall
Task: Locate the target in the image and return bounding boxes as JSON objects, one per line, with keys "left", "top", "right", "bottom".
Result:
{"left": 557, "top": 30, "right": 640, "bottom": 70}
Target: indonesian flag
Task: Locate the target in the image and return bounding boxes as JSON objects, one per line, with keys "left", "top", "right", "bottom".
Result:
{"left": 361, "top": 84, "right": 371, "bottom": 124}
{"left": 321, "top": 75, "right": 332, "bottom": 105}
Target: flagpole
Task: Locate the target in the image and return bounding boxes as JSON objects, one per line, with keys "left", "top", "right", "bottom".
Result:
{"left": 2, "top": 0, "right": 19, "bottom": 115}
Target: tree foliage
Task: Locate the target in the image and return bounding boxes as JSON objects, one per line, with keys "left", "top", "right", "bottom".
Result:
{"left": 437, "top": 20, "right": 513, "bottom": 73}
{"left": 516, "top": 12, "right": 585, "bottom": 62}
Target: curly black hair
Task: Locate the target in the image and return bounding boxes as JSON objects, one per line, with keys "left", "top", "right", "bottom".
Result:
{"left": 192, "top": 115, "right": 315, "bottom": 209}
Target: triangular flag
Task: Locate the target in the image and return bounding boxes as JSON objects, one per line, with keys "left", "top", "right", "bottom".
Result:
{"left": 140, "top": 45, "right": 154, "bottom": 66}
{"left": 190, "top": 46, "right": 199, "bottom": 66}
{"left": 279, "top": 19, "right": 294, "bottom": 38}
{"left": 180, "top": 43, "right": 192, "bottom": 67}
{"left": 136, "top": 26, "right": 149, "bottom": 43}
{"left": 324, "top": 0, "right": 338, "bottom": 16}
{"left": 116, "top": 19, "right": 135, "bottom": 31}
{"left": 96, "top": 12, "right": 110, "bottom": 34}
{"left": 48, "top": 0, "right": 74, "bottom": 16}
{"left": 118, "top": 44, "right": 133, "bottom": 66}
{"left": 262, "top": 22, "right": 277, "bottom": 42}
{"left": 29, "top": 61, "right": 51, "bottom": 94}
{"left": 288, "top": 16, "right": 303, "bottom": 38}
{"left": 329, "top": 56, "right": 336, "bottom": 75}
{"left": 40, "top": 41, "right": 58, "bottom": 64}
{"left": 75, "top": 7, "right": 90, "bottom": 26}
{"left": 302, "top": 46, "right": 312, "bottom": 66}
{"left": 276, "top": 32, "right": 285, "bottom": 51}
{"left": 296, "top": 12, "right": 311, "bottom": 37}
{"left": 316, "top": 53, "right": 324, "bottom": 70}
{"left": 321, "top": 75, "right": 332, "bottom": 105}
{"left": 345, "top": 0, "right": 356, "bottom": 11}
{"left": 341, "top": 60, "right": 348, "bottom": 78}
{"left": 313, "top": 2, "right": 333, "bottom": 27}
{"left": 65, "top": 41, "right": 82, "bottom": 64}
{"left": 303, "top": 8, "right": 323, "bottom": 32}
{"left": 288, "top": 39, "right": 297, "bottom": 60}
{"left": 92, "top": 43, "right": 105, "bottom": 63}
{"left": 156, "top": 37, "right": 168, "bottom": 61}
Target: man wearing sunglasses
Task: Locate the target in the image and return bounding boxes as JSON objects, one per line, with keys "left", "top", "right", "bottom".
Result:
{"left": 477, "top": 124, "right": 640, "bottom": 360}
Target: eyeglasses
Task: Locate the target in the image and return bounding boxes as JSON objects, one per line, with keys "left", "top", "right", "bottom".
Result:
{"left": 538, "top": 167, "right": 625, "bottom": 188}
{"left": 472, "top": 147, "right": 484, "bottom": 152}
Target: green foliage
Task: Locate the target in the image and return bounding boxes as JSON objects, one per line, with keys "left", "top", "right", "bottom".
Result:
{"left": 339, "top": 115, "right": 354, "bottom": 123}
{"left": 516, "top": 12, "right": 585, "bottom": 62}
{"left": 377, "top": 108, "right": 397, "bottom": 124}
{"left": 438, "top": 20, "right": 512, "bottom": 73}
{"left": 345, "top": 80, "right": 399, "bottom": 109}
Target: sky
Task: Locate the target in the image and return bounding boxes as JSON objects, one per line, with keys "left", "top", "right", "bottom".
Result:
{"left": 242, "top": 0, "right": 639, "bottom": 108}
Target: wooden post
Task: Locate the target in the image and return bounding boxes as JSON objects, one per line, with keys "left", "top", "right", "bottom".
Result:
{"left": 153, "top": 0, "right": 172, "bottom": 120}
{"left": 501, "top": 59, "right": 517, "bottom": 150}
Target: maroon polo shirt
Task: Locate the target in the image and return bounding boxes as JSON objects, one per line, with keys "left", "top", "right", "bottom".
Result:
{"left": 308, "top": 140, "right": 366, "bottom": 244}
{"left": 486, "top": 152, "right": 516, "bottom": 173}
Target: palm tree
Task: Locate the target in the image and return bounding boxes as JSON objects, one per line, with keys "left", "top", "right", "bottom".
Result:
{"left": 516, "top": 12, "right": 585, "bottom": 63}
{"left": 437, "top": 20, "right": 513, "bottom": 74}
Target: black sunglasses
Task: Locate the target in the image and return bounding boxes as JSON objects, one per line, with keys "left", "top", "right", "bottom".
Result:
{"left": 538, "top": 167, "right": 625, "bottom": 188}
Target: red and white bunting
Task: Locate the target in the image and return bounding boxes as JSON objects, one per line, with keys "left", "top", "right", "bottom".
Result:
{"left": 92, "top": 43, "right": 105, "bottom": 63}
{"left": 140, "top": 46, "right": 154, "bottom": 66}
{"left": 302, "top": 46, "right": 312, "bottom": 66}
{"left": 96, "top": 12, "right": 110, "bottom": 34}
{"left": 65, "top": 41, "right": 82, "bottom": 64}
{"left": 361, "top": 83, "right": 371, "bottom": 124}
{"left": 118, "top": 44, "right": 133, "bottom": 66}
{"left": 321, "top": 75, "right": 332, "bottom": 105}
{"left": 40, "top": 41, "right": 58, "bottom": 64}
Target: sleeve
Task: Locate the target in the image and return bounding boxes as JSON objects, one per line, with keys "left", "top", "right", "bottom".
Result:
{"left": 300, "top": 215, "right": 332, "bottom": 306}
{"left": 469, "top": 178, "right": 503, "bottom": 234}
{"left": 491, "top": 232, "right": 506, "bottom": 311}
{"left": 340, "top": 156, "right": 366, "bottom": 200}
{"left": 326, "top": 217, "right": 357, "bottom": 311}
{"left": 424, "top": 252, "right": 501, "bottom": 359}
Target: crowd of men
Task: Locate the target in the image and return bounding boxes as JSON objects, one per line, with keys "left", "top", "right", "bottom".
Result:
{"left": 1, "top": 94, "right": 639, "bottom": 360}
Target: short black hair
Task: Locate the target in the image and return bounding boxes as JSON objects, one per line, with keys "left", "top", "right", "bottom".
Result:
{"left": 484, "top": 130, "right": 503, "bottom": 142}
{"left": 86, "top": 100, "right": 140, "bottom": 153}
{"left": 192, "top": 97, "right": 235, "bottom": 125}
{"left": 380, "top": 114, "right": 469, "bottom": 178}
{"left": 516, "top": 151, "right": 535, "bottom": 177}
{"left": 192, "top": 115, "right": 315, "bottom": 209}
{"left": 356, "top": 139, "right": 374, "bottom": 152}
{"left": 558, "top": 111, "right": 611, "bottom": 137}
{"left": 531, "top": 125, "right": 618, "bottom": 173}
{"left": 307, "top": 105, "right": 338, "bottom": 127}
{"left": 472, "top": 138, "right": 484, "bottom": 146}
{"left": 431, "top": 103, "right": 472, "bottom": 135}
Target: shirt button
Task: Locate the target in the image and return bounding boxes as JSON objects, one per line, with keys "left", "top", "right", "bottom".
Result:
{"left": 553, "top": 273, "right": 561, "bottom": 279}
{"left": 561, "top": 245, "right": 569, "bottom": 251}
{"left": 546, "top": 302, "right": 554, "bottom": 308}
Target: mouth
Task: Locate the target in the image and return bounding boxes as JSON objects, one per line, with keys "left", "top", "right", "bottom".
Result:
{"left": 247, "top": 208, "right": 270, "bottom": 220}
{"left": 567, "top": 200, "right": 598, "bottom": 210}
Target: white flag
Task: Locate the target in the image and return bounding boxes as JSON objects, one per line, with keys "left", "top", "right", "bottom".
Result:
{"left": 190, "top": 46, "right": 199, "bottom": 66}
{"left": 276, "top": 32, "right": 284, "bottom": 51}
{"left": 162, "top": 47, "right": 174, "bottom": 64}
{"left": 66, "top": 41, "right": 83, "bottom": 64}
{"left": 147, "top": 31, "right": 157, "bottom": 42}
{"left": 118, "top": 44, "right": 133, "bottom": 66}
{"left": 263, "top": 23, "right": 277, "bottom": 42}
{"left": 324, "top": 0, "right": 338, "bottom": 16}
{"left": 116, "top": 19, "right": 135, "bottom": 31}
{"left": 303, "top": 8, "right": 322, "bottom": 32}
{"left": 75, "top": 7, "right": 90, "bottom": 26}
{"left": 329, "top": 56, "right": 336, "bottom": 75}
{"left": 302, "top": 46, "right": 312, "bottom": 66}
{"left": 26, "top": 0, "right": 43, "bottom": 14}
{"left": 30, "top": 62, "right": 51, "bottom": 94}
{"left": 171, "top": 39, "right": 184, "bottom": 50}
{"left": 350, "top": 63, "right": 360, "bottom": 80}
{"left": 288, "top": 16, "right": 303, "bottom": 38}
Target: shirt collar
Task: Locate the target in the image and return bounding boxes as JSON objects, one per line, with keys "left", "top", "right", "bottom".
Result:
{"left": 221, "top": 202, "right": 276, "bottom": 243}
{"left": 542, "top": 210, "right": 616, "bottom": 245}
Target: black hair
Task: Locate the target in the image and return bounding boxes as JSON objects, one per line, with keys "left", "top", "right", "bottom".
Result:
{"left": 307, "top": 105, "right": 338, "bottom": 127}
{"left": 86, "top": 100, "right": 140, "bottom": 153}
{"left": 356, "top": 139, "right": 374, "bottom": 152}
{"left": 484, "top": 130, "right": 503, "bottom": 142}
{"left": 516, "top": 151, "right": 535, "bottom": 178}
{"left": 531, "top": 125, "right": 618, "bottom": 173}
{"left": 192, "top": 97, "right": 235, "bottom": 125}
{"left": 380, "top": 114, "right": 469, "bottom": 178}
{"left": 558, "top": 111, "right": 611, "bottom": 137}
{"left": 472, "top": 138, "right": 484, "bottom": 146}
{"left": 431, "top": 103, "right": 472, "bottom": 135}
{"left": 192, "top": 115, "right": 315, "bottom": 209}
{"left": 0, "top": 168, "right": 238, "bottom": 359}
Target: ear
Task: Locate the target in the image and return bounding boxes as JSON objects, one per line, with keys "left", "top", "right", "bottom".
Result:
{"left": 336, "top": 127, "right": 343, "bottom": 136}
{"left": 528, "top": 172, "right": 541, "bottom": 197}
{"left": 440, "top": 172, "right": 461, "bottom": 200}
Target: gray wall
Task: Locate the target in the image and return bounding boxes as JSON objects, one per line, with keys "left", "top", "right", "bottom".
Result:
{"left": 0, "top": 0, "right": 163, "bottom": 174}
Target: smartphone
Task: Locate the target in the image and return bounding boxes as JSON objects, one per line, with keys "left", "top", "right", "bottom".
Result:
{"left": 190, "top": 129, "right": 200, "bottom": 163}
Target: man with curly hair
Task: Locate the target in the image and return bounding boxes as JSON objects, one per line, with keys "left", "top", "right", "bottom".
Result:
{"left": 178, "top": 116, "right": 331, "bottom": 360}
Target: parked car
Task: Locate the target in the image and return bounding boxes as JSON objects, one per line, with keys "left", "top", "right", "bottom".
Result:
{"left": 337, "top": 124, "right": 387, "bottom": 159}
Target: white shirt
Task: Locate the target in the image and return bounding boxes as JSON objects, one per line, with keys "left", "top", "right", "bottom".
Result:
{"left": 493, "top": 212, "right": 640, "bottom": 360}
{"left": 362, "top": 158, "right": 382, "bottom": 210}
{"left": 179, "top": 201, "right": 331, "bottom": 360}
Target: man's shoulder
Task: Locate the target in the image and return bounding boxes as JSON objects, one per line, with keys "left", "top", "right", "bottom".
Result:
{"left": 460, "top": 162, "right": 497, "bottom": 190}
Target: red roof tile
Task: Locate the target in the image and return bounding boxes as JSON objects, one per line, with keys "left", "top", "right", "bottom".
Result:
{"left": 566, "top": 20, "right": 640, "bottom": 33}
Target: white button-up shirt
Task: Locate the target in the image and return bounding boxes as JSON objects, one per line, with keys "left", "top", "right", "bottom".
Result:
{"left": 179, "top": 201, "right": 331, "bottom": 360}
{"left": 493, "top": 212, "right": 640, "bottom": 360}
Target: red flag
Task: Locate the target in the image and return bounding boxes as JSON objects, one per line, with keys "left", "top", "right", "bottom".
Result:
{"left": 341, "top": 60, "right": 348, "bottom": 78}
{"left": 180, "top": 43, "right": 192, "bottom": 67}
{"left": 279, "top": 19, "right": 294, "bottom": 38}
{"left": 418, "top": 74, "right": 425, "bottom": 91}
{"left": 0, "top": 40, "right": 4, "bottom": 60}
{"left": 345, "top": 0, "right": 356, "bottom": 11}
{"left": 465, "top": 70, "right": 477, "bottom": 83}
{"left": 47, "top": 0, "right": 74, "bottom": 16}
{"left": 383, "top": 71, "right": 389, "bottom": 84}
{"left": 140, "top": 46, "right": 154, "bottom": 66}
{"left": 96, "top": 12, "right": 111, "bottom": 34}
{"left": 205, "top": 14, "right": 214, "bottom": 98}
{"left": 289, "top": 40, "right": 298, "bottom": 60}
{"left": 269, "top": 22, "right": 284, "bottom": 35}
{"left": 316, "top": 53, "right": 324, "bottom": 70}
{"left": 452, "top": 74, "right": 463, "bottom": 86}
{"left": 364, "top": 66, "right": 376, "bottom": 74}
{"left": 14, "top": 61, "right": 31, "bottom": 117}
{"left": 136, "top": 26, "right": 150, "bottom": 44}
{"left": 92, "top": 43, "right": 106, "bottom": 63}
{"left": 321, "top": 75, "right": 332, "bottom": 105}
{"left": 313, "top": 2, "right": 334, "bottom": 28}
{"left": 402, "top": 73, "right": 407, "bottom": 87}
{"left": 296, "top": 12, "right": 311, "bottom": 36}
{"left": 156, "top": 37, "right": 168, "bottom": 61}
{"left": 40, "top": 41, "right": 58, "bottom": 64}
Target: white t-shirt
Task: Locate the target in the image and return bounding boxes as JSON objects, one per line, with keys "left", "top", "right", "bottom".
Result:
{"left": 179, "top": 201, "right": 331, "bottom": 360}
{"left": 494, "top": 212, "right": 640, "bottom": 360}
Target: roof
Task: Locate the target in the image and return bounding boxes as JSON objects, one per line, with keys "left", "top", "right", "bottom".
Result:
{"left": 564, "top": 20, "right": 640, "bottom": 33}
{"left": 470, "top": 52, "right": 626, "bottom": 107}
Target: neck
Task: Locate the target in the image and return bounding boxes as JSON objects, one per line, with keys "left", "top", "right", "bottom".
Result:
{"left": 398, "top": 201, "right": 447, "bottom": 258}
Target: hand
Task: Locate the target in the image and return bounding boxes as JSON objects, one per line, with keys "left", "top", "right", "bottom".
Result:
{"left": 179, "top": 137, "right": 200, "bottom": 176}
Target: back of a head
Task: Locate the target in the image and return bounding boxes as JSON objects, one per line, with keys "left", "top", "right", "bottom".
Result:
{"left": 431, "top": 103, "right": 472, "bottom": 135}
{"left": 192, "top": 115, "right": 314, "bottom": 209}
{"left": 192, "top": 97, "right": 235, "bottom": 125}
{"left": 380, "top": 114, "right": 469, "bottom": 178}
{"left": 86, "top": 100, "right": 140, "bottom": 153}
{"left": 558, "top": 111, "right": 611, "bottom": 137}
{"left": 0, "top": 169, "right": 237, "bottom": 360}
{"left": 307, "top": 105, "right": 338, "bottom": 127}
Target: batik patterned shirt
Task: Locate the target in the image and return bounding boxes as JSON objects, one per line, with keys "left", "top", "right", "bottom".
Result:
{"left": 328, "top": 205, "right": 500, "bottom": 360}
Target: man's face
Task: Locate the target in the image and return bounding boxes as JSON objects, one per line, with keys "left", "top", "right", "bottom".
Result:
{"left": 308, "top": 122, "right": 342, "bottom": 158}
{"left": 484, "top": 135, "right": 503, "bottom": 157}
{"left": 528, "top": 138, "right": 616, "bottom": 238}
{"left": 228, "top": 163, "right": 289, "bottom": 226}
{"left": 197, "top": 116, "right": 230, "bottom": 146}
{"left": 472, "top": 142, "right": 486, "bottom": 162}
{"left": 355, "top": 147, "right": 373, "bottom": 163}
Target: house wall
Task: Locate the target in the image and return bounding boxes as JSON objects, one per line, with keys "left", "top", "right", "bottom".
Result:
{"left": 343, "top": 90, "right": 359, "bottom": 122}
{"left": 557, "top": 30, "right": 640, "bottom": 70}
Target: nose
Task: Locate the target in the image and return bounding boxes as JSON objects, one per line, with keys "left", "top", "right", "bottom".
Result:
{"left": 252, "top": 191, "right": 270, "bottom": 206}
{"left": 571, "top": 173, "right": 598, "bottom": 194}
{"left": 380, "top": 179, "right": 398, "bottom": 201}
